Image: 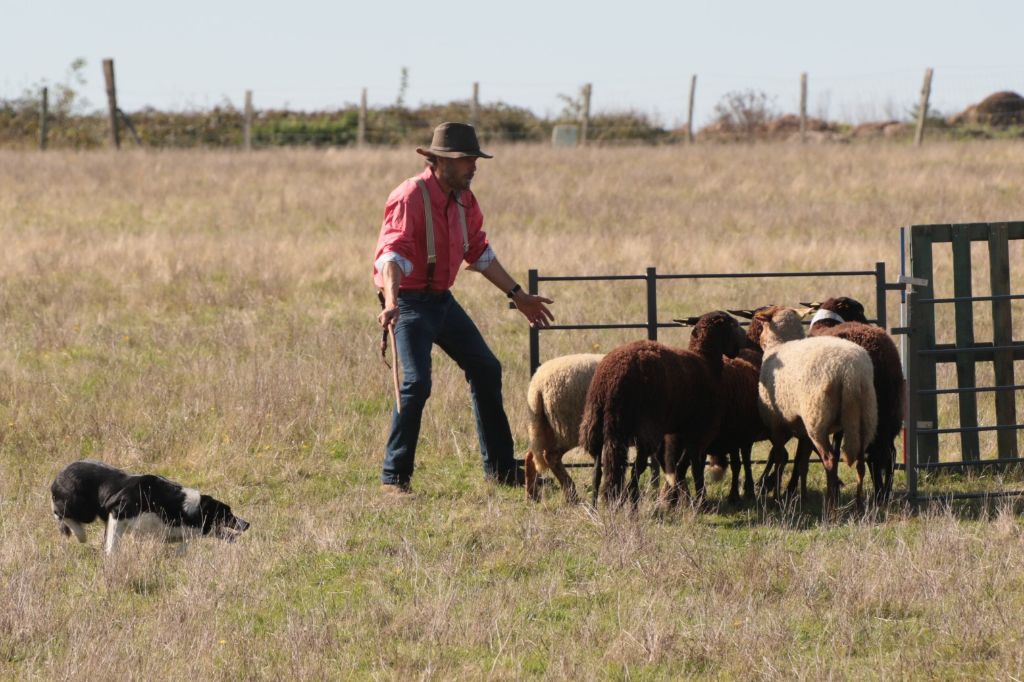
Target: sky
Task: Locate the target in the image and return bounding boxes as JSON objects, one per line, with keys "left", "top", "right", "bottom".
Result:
{"left": 4, "top": 0, "right": 1023, "bottom": 128}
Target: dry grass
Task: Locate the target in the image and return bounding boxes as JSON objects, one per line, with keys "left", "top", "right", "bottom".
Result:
{"left": 2, "top": 143, "right": 1024, "bottom": 679}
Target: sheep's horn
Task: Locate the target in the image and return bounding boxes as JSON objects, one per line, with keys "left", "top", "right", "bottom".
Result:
{"left": 796, "top": 306, "right": 816, "bottom": 319}
{"left": 727, "top": 309, "right": 755, "bottom": 319}
{"left": 672, "top": 317, "right": 701, "bottom": 327}
{"left": 799, "top": 301, "right": 822, "bottom": 310}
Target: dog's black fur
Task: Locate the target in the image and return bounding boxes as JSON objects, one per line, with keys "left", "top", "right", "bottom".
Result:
{"left": 51, "top": 459, "right": 249, "bottom": 553}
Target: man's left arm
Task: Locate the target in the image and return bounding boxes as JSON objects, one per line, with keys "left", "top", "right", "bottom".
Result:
{"left": 461, "top": 195, "right": 553, "bottom": 327}
{"left": 476, "top": 257, "right": 554, "bottom": 328}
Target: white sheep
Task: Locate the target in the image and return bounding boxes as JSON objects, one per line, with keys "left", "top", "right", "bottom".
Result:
{"left": 754, "top": 307, "right": 878, "bottom": 516}
{"left": 523, "top": 353, "right": 603, "bottom": 503}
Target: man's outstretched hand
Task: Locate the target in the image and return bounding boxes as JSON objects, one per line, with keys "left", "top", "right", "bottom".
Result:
{"left": 512, "top": 292, "right": 554, "bottom": 328}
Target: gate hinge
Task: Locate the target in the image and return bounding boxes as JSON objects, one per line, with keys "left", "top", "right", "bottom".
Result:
{"left": 899, "top": 275, "right": 929, "bottom": 289}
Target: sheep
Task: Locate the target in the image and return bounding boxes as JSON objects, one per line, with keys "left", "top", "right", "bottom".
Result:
{"left": 523, "top": 353, "right": 604, "bottom": 503}
{"left": 807, "top": 296, "right": 905, "bottom": 504}
{"left": 579, "top": 311, "right": 746, "bottom": 507}
{"left": 696, "top": 306, "right": 778, "bottom": 503}
{"left": 754, "top": 306, "right": 878, "bottom": 516}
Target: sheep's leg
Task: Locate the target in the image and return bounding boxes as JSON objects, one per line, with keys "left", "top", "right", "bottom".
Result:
{"left": 825, "top": 468, "right": 841, "bottom": 522}
{"left": 765, "top": 434, "right": 789, "bottom": 501}
{"left": 757, "top": 437, "right": 782, "bottom": 498}
{"left": 626, "top": 446, "right": 642, "bottom": 506}
{"left": 649, "top": 442, "right": 662, "bottom": 492}
{"left": 866, "top": 442, "right": 881, "bottom": 506}
{"left": 810, "top": 433, "right": 839, "bottom": 521}
{"left": 590, "top": 453, "right": 602, "bottom": 507}
{"left": 785, "top": 437, "right": 813, "bottom": 500}
{"left": 525, "top": 451, "right": 540, "bottom": 502}
{"left": 724, "top": 449, "right": 740, "bottom": 504}
{"left": 689, "top": 450, "right": 705, "bottom": 507}
{"left": 867, "top": 441, "right": 894, "bottom": 507}
{"left": 756, "top": 463, "right": 774, "bottom": 498}
{"left": 855, "top": 456, "right": 866, "bottom": 514}
{"left": 741, "top": 443, "right": 756, "bottom": 500}
{"left": 545, "top": 449, "right": 579, "bottom": 505}
{"left": 601, "top": 441, "right": 629, "bottom": 507}
{"left": 879, "top": 442, "right": 895, "bottom": 505}
{"left": 660, "top": 434, "right": 684, "bottom": 508}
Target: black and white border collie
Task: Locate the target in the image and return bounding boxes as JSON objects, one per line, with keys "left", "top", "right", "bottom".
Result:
{"left": 51, "top": 460, "right": 250, "bottom": 554}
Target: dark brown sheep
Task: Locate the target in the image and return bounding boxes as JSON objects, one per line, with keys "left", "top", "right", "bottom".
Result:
{"left": 807, "top": 297, "right": 905, "bottom": 504}
{"left": 579, "top": 311, "right": 746, "bottom": 507}
{"left": 701, "top": 305, "right": 780, "bottom": 503}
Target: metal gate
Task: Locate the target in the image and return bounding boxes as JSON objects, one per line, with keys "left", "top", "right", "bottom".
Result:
{"left": 525, "top": 263, "right": 889, "bottom": 375}
{"left": 904, "top": 222, "right": 1024, "bottom": 502}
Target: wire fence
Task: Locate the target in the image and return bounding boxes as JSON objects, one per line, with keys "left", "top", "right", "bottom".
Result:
{"left": 3, "top": 65, "right": 1023, "bottom": 150}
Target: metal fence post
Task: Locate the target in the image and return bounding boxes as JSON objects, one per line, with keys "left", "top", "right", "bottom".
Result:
{"left": 874, "top": 261, "right": 887, "bottom": 329}
{"left": 905, "top": 286, "right": 920, "bottom": 506}
{"left": 528, "top": 269, "right": 540, "bottom": 375}
{"left": 646, "top": 267, "right": 658, "bottom": 341}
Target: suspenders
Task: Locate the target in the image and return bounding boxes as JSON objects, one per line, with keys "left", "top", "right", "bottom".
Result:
{"left": 414, "top": 178, "right": 468, "bottom": 291}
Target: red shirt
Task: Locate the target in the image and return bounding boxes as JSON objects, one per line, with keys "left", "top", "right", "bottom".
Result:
{"left": 372, "top": 167, "right": 490, "bottom": 291}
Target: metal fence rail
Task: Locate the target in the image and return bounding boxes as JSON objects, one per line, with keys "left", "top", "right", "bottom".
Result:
{"left": 526, "top": 262, "right": 888, "bottom": 375}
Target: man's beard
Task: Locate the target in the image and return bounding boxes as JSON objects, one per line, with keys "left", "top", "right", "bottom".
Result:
{"left": 441, "top": 165, "right": 471, "bottom": 192}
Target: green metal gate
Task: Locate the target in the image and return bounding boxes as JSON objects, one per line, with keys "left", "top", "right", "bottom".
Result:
{"left": 905, "top": 222, "right": 1024, "bottom": 502}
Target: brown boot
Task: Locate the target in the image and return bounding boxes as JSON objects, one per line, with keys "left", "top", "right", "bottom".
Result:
{"left": 380, "top": 482, "right": 413, "bottom": 497}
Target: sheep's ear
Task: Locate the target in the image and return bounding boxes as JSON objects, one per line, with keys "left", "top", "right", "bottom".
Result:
{"left": 795, "top": 306, "right": 816, "bottom": 318}
{"left": 799, "top": 301, "right": 822, "bottom": 310}
{"left": 727, "top": 309, "right": 755, "bottom": 320}
{"left": 672, "top": 317, "right": 700, "bottom": 327}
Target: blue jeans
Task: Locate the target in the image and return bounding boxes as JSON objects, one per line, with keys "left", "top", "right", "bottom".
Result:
{"left": 382, "top": 290, "right": 516, "bottom": 485}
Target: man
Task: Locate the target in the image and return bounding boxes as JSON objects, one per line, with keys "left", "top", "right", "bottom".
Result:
{"left": 373, "top": 122, "right": 554, "bottom": 495}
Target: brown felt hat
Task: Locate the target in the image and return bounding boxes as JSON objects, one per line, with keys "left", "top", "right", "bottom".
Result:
{"left": 416, "top": 122, "right": 493, "bottom": 159}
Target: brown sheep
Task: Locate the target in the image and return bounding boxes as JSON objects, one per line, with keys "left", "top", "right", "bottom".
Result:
{"left": 701, "top": 305, "right": 780, "bottom": 503}
{"left": 579, "top": 311, "right": 746, "bottom": 507}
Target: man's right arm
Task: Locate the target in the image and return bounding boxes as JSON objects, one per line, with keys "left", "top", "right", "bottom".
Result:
{"left": 378, "top": 260, "right": 402, "bottom": 330}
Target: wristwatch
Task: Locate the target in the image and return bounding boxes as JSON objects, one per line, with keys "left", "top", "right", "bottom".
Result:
{"left": 506, "top": 283, "right": 522, "bottom": 299}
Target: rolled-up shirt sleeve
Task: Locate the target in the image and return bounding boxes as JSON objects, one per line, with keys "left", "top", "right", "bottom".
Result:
{"left": 375, "top": 251, "right": 414, "bottom": 276}
{"left": 466, "top": 244, "right": 497, "bottom": 272}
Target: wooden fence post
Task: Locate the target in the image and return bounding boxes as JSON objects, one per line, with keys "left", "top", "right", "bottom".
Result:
{"left": 799, "top": 72, "right": 808, "bottom": 143}
{"left": 102, "top": 58, "right": 120, "bottom": 150}
{"left": 243, "top": 90, "right": 253, "bottom": 151}
{"left": 914, "top": 67, "right": 933, "bottom": 147}
{"left": 988, "top": 223, "right": 1018, "bottom": 459}
{"left": 358, "top": 87, "right": 367, "bottom": 148}
{"left": 686, "top": 74, "right": 697, "bottom": 143}
{"left": 39, "top": 86, "right": 48, "bottom": 151}
{"left": 580, "top": 83, "right": 592, "bottom": 146}
{"left": 470, "top": 82, "right": 480, "bottom": 130}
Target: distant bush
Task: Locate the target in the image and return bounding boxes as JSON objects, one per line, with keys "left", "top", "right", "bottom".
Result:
{"left": 586, "top": 111, "right": 668, "bottom": 144}
{"left": 253, "top": 111, "right": 359, "bottom": 148}
{"left": 702, "top": 90, "right": 778, "bottom": 141}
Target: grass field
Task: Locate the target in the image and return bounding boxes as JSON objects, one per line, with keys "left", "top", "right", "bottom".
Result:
{"left": 2, "top": 143, "right": 1024, "bottom": 680}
